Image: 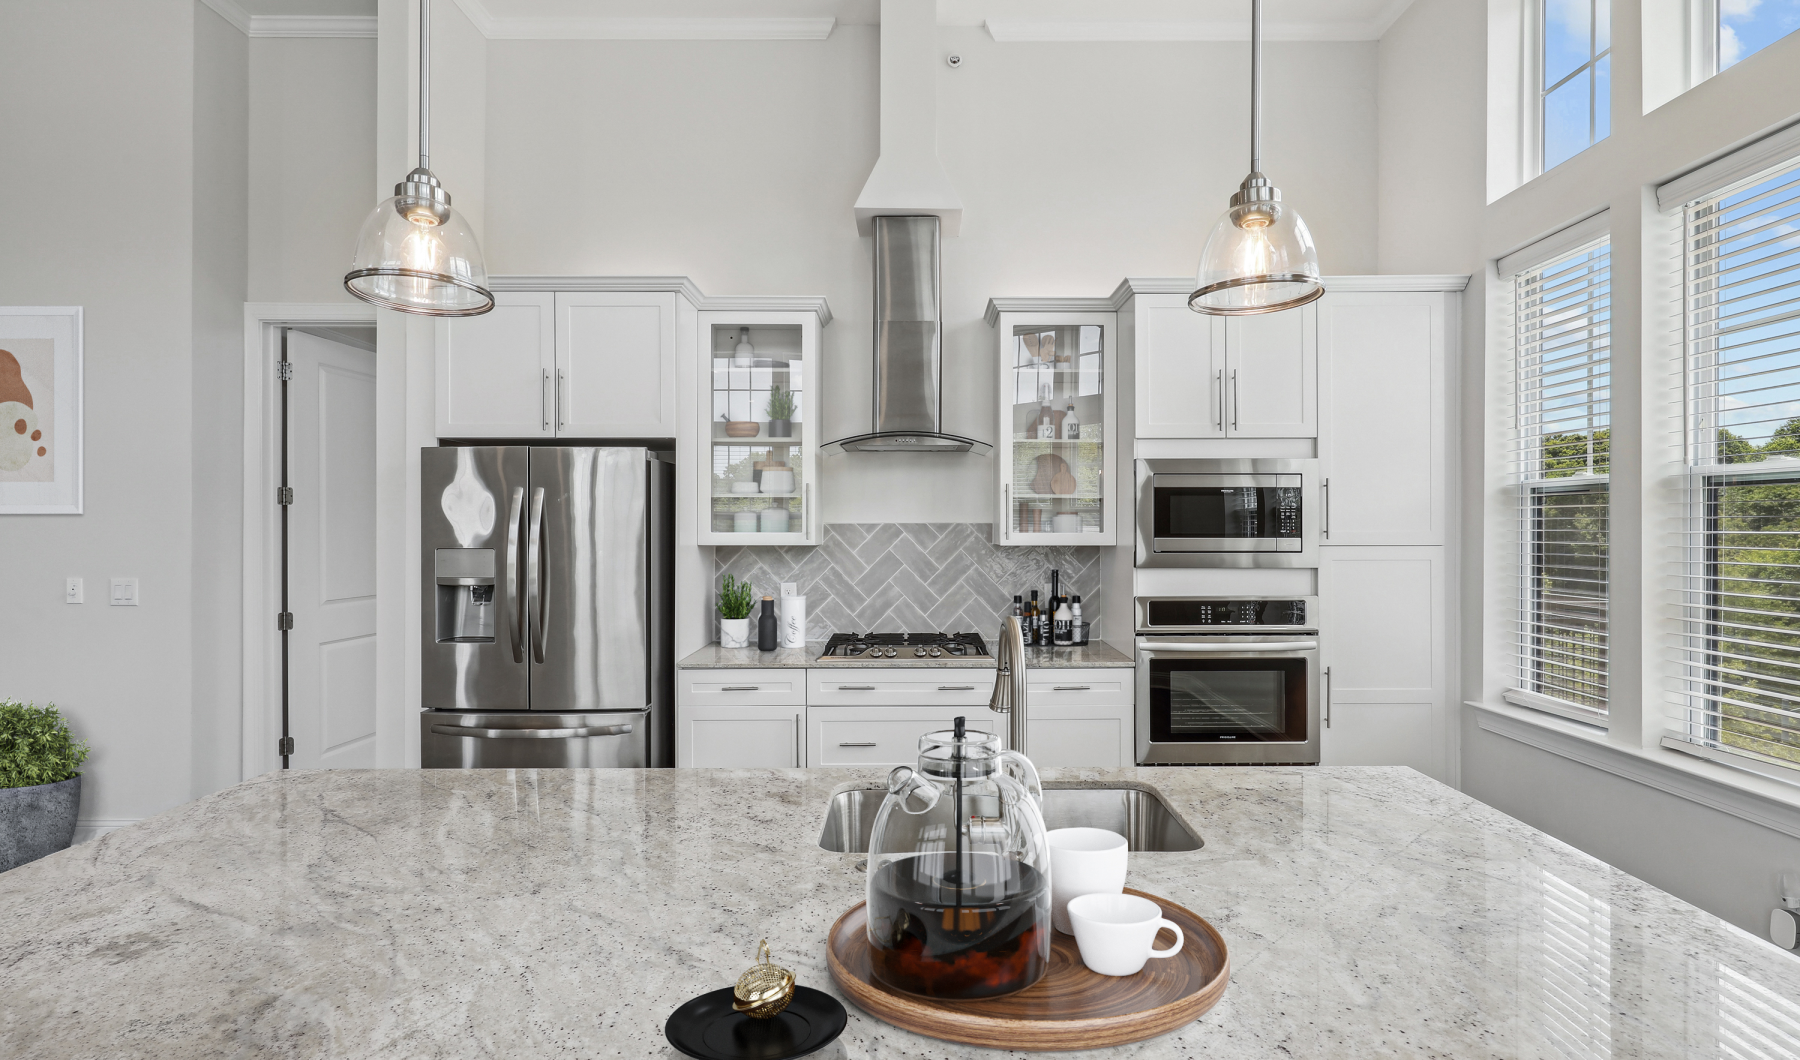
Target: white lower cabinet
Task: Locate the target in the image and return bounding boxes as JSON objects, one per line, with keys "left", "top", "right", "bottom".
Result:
{"left": 1023, "top": 668, "right": 1134, "bottom": 768}
{"left": 1318, "top": 546, "right": 1448, "bottom": 780}
{"left": 679, "top": 706, "right": 804, "bottom": 768}
{"left": 809, "top": 707, "right": 999, "bottom": 768}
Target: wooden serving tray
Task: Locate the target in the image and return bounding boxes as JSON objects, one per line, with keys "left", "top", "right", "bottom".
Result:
{"left": 826, "top": 887, "right": 1229, "bottom": 1051}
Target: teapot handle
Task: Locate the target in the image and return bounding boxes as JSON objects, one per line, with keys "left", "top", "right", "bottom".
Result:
{"left": 886, "top": 766, "right": 940, "bottom": 815}
{"left": 997, "top": 750, "right": 1043, "bottom": 806}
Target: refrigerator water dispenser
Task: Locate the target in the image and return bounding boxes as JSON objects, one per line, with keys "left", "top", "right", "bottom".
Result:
{"left": 435, "top": 547, "right": 496, "bottom": 643}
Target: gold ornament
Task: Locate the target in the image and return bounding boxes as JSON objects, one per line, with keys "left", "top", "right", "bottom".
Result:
{"left": 732, "top": 939, "right": 796, "bottom": 1019}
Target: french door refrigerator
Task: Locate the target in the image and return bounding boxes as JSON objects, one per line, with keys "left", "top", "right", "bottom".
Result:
{"left": 420, "top": 446, "right": 674, "bottom": 768}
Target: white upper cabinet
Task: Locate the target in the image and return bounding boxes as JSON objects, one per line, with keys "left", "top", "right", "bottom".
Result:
{"left": 557, "top": 292, "right": 678, "bottom": 439}
{"left": 436, "top": 290, "right": 677, "bottom": 440}
{"left": 436, "top": 291, "right": 556, "bottom": 439}
{"left": 1225, "top": 309, "right": 1317, "bottom": 437}
{"left": 1131, "top": 292, "right": 1315, "bottom": 439}
{"left": 1317, "top": 291, "right": 1450, "bottom": 545}
{"left": 1134, "top": 296, "right": 1224, "bottom": 438}
{"left": 991, "top": 308, "right": 1118, "bottom": 546}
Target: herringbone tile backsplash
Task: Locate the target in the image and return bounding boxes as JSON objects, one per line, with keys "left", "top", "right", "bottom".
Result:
{"left": 714, "top": 523, "right": 1104, "bottom": 643}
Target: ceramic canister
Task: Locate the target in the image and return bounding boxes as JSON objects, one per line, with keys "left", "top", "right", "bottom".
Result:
{"left": 733, "top": 510, "right": 759, "bottom": 532}
{"left": 759, "top": 508, "right": 790, "bottom": 533}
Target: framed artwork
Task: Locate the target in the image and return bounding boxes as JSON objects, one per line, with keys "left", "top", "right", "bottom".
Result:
{"left": 0, "top": 307, "right": 82, "bottom": 514}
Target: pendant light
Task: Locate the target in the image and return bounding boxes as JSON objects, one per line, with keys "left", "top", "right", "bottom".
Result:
{"left": 344, "top": 0, "right": 493, "bottom": 317}
{"left": 1189, "top": 0, "right": 1324, "bottom": 316}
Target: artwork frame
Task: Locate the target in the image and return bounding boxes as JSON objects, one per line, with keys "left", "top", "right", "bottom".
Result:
{"left": 0, "top": 307, "right": 83, "bottom": 514}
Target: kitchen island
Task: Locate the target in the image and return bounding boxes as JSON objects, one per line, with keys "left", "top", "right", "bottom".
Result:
{"left": 2, "top": 766, "right": 1796, "bottom": 1058}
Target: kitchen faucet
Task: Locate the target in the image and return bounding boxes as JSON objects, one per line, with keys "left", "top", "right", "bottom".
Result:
{"left": 987, "top": 615, "right": 1028, "bottom": 755}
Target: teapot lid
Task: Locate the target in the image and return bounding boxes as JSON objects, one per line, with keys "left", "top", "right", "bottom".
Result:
{"left": 917, "top": 716, "right": 1002, "bottom": 778}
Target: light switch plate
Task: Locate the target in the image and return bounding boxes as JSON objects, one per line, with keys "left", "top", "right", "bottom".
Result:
{"left": 110, "top": 577, "right": 138, "bottom": 606}
{"left": 65, "top": 577, "right": 83, "bottom": 604}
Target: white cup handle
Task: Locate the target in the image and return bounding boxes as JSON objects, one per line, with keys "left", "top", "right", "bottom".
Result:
{"left": 1146, "top": 920, "right": 1185, "bottom": 959}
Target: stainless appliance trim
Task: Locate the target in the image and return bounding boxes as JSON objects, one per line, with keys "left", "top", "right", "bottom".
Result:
{"left": 1138, "top": 639, "right": 1317, "bottom": 653}
{"left": 1136, "top": 458, "right": 1319, "bottom": 568}
{"left": 526, "top": 485, "right": 546, "bottom": 663}
{"left": 506, "top": 486, "right": 524, "bottom": 663}
{"left": 429, "top": 723, "right": 633, "bottom": 739}
{"left": 1135, "top": 594, "right": 1319, "bottom": 635}
{"left": 421, "top": 709, "right": 649, "bottom": 768}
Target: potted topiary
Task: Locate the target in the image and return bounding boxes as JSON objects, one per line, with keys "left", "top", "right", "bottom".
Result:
{"left": 718, "top": 574, "right": 755, "bottom": 648}
{"left": 0, "top": 699, "right": 90, "bottom": 872}
{"left": 766, "top": 385, "right": 796, "bottom": 440}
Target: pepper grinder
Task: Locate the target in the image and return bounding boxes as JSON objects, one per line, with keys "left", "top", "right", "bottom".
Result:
{"left": 757, "top": 596, "right": 779, "bottom": 651}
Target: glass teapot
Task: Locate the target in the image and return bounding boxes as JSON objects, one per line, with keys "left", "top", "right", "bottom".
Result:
{"left": 864, "top": 717, "right": 1051, "bottom": 1000}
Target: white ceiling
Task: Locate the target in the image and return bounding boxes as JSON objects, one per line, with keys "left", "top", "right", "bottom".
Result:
{"left": 227, "top": 0, "right": 1417, "bottom": 40}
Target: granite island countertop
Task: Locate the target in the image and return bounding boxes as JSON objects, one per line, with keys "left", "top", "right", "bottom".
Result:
{"left": 4, "top": 766, "right": 1798, "bottom": 1058}
{"left": 678, "top": 641, "right": 1135, "bottom": 669}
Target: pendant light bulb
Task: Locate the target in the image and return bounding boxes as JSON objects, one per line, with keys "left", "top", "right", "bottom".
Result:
{"left": 344, "top": 0, "right": 493, "bottom": 317}
{"left": 1189, "top": 0, "right": 1323, "bottom": 316}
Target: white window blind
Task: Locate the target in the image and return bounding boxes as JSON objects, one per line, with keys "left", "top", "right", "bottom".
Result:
{"left": 1506, "top": 240, "right": 1612, "bottom": 719}
{"left": 1672, "top": 155, "right": 1800, "bottom": 778}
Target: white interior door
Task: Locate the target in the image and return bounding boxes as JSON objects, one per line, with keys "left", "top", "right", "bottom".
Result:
{"left": 286, "top": 331, "right": 378, "bottom": 769}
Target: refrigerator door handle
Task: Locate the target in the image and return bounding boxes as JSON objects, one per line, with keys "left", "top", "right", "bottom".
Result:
{"left": 506, "top": 486, "right": 525, "bottom": 664}
{"left": 527, "top": 486, "right": 547, "bottom": 664}
{"left": 430, "top": 723, "right": 633, "bottom": 739}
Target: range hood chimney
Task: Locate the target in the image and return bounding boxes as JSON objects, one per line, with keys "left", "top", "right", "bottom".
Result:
{"left": 852, "top": 0, "right": 962, "bottom": 235}
{"left": 827, "top": 1, "right": 987, "bottom": 457}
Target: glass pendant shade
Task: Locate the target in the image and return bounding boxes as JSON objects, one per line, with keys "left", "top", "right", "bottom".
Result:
{"left": 1189, "top": 192, "right": 1324, "bottom": 315}
{"left": 345, "top": 171, "right": 493, "bottom": 316}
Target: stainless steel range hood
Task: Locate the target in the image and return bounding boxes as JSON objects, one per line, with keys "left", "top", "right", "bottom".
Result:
{"left": 822, "top": 216, "right": 992, "bottom": 457}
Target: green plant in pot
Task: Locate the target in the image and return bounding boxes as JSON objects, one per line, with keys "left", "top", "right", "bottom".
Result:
{"left": 718, "top": 574, "right": 756, "bottom": 648}
{"left": 766, "top": 385, "right": 796, "bottom": 439}
{"left": 0, "top": 700, "right": 90, "bottom": 872}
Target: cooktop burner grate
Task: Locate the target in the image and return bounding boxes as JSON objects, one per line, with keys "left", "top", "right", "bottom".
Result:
{"left": 817, "top": 632, "right": 990, "bottom": 660}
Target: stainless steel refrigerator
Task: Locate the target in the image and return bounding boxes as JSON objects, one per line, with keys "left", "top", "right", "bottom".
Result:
{"left": 419, "top": 446, "right": 674, "bottom": 768}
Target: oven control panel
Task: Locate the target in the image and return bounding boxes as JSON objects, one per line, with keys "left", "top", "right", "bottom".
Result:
{"left": 1136, "top": 596, "right": 1316, "bottom": 633}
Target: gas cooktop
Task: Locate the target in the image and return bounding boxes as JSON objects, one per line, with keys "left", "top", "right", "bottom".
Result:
{"left": 816, "top": 632, "right": 989, "bottom": 660}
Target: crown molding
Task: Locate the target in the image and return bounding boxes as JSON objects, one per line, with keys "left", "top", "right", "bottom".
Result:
{"left": 486, "top": 276, "right": 832, "bottom": 325}
{"left": 984, "top": 11, "right": 1413, "bottom": 43}
{"left": 197, "top": 1, "right": 377, "bottom": 38}
{"left": 450, "top": 0, "right": 832, "bottom": 40}
{"left": 983, "top": 297, "right": 1117, "bottom": 327}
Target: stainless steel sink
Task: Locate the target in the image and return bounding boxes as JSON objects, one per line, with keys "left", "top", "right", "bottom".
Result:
{"left": 818, "top": 783, "right": 1203, "bottom": 854}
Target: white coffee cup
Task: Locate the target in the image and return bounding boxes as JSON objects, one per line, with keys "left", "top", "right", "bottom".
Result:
{"left": 1047, "top": 827, "right": 1128, "bottom": 934}
{"left": 1067, "top": 893, "right": 1185, "bottom": 977}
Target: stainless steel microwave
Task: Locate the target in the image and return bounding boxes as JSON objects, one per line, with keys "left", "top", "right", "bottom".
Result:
{"left": 1135, "top": 458, "right": 1319, "bottom": 568}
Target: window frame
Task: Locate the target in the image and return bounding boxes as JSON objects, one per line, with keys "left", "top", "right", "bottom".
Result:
{"left": 1529, "top": 0, "right": 1613, "bottom": 176}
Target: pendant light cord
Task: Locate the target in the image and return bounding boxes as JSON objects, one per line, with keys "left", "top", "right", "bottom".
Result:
{"left": 418, "top": 0, "right": 430, "bottom": 170}
{"left": 1250, "top": 0, "right": 1262, "bottom": 174}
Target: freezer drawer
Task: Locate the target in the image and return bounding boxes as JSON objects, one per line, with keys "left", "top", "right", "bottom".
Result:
{"left": 421, "top": 710, "right": 648, "bottom": 768}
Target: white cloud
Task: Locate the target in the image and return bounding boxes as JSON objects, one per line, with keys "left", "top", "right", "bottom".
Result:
{"left": 1722, "top": 24, "right": 1745, "bottom": 66}
{"left": 1721, "top": 0, "right": 1764, "bottom": 19}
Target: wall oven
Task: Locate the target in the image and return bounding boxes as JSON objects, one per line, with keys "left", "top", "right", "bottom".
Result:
{"left": 1136, "top": 458, "right": 1318, "bottom": 567}
{"left": 1135, "top": 596, "right": 1320, "bottom": 765}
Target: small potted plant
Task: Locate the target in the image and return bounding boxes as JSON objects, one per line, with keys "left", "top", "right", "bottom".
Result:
{"left": 766, "top": 385, "right": 796, "bottom": 439}
{"left": 1, "top": 699, "right": 90, "bottom": 873}
{"left": 718, "top": 574, "right": 756, "bottom": 648}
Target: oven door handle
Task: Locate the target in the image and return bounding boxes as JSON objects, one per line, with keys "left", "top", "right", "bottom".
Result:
{"left": 1138, "top": 640, "right": 1318, "bottom": 653}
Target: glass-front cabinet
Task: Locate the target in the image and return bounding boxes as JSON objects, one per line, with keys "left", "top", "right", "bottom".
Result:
{"left": 697, "top": 310, "right": 822, "bottom": 545}
{"left": 990, "top": 308, "right": 1117, "bottom": 545}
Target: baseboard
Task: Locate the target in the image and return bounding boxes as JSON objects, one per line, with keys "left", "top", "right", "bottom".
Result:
{"left": 72, "top": 818, "right": 138, "bottom": 845}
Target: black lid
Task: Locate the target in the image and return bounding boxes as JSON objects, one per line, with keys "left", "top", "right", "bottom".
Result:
{"left": 1029, "top": 589, "right": 1038, "bottom": 598}
{"left": 1013, "top": 594, "right": 1022, "bottom": 601}
{"left": 1071, "top": 595, "right": 1081, "bottom": 603}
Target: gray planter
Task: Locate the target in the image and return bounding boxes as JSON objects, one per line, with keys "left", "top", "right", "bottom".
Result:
{"left": 0, "top": 775, "right": 81, "bottom": 873}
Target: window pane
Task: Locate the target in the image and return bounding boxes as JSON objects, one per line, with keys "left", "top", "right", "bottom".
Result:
{"left": 1544, "top": 0, "right": 1593, "bottom": 88}
{"left": 1528, "top": 487, "right": 1610, "bottom": 710}
{"left": 1543, "top": 70, "right": 1592, "bottom": 170}
{"left": 1720, "top": 0, "right": 1800, "bottom": 70}
{"left": 1593, "top": 53, "right": 1610, "bottom": 143}
{"left": 1594, "top": 0, "right": 1610, "bottom": 52}
{"left": 1703, "top": 474, "right": 1800, "bottom": 766}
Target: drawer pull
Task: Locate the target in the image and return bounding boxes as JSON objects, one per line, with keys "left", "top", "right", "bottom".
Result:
{"left": 838, "top": 685, "right": 876, "bottom": 691}
{"left": 1052, "top": 685, "right": 1092, "bottom": 691}
{"left": 838, "top": 741, "right": 878, "bottom": 748}
{"left": 719, "top": 686, "right": 761, "bottom": 692}
{"left": 937, "top": 685, "right": 976, "bottom": 691}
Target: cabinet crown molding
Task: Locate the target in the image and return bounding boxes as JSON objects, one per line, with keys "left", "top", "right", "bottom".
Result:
{"left": 986, "top": 275, "right": 1471, "bottom": 324}
{"left": 487, "top": 276, "right": 831, "bottom": 325}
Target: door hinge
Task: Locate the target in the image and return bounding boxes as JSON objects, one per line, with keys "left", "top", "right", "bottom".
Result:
{"left": 276, "top": 486, "right": 293, "bottom": 505}
{"left": 275, "top": 360, "right": 294, "bottom": 382}
{"left": 276, "top": 611, "right": 294, "bottom": 631}
{"left": 277, "top": 736, "right": 295, "bottom": 756}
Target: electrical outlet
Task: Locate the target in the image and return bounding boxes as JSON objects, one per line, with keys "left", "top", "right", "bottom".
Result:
{"left": 65, "top": 577, "right": 83, "bottom": 604}
{"left": 110, "top": 577, "right": 138, "bottom": 606}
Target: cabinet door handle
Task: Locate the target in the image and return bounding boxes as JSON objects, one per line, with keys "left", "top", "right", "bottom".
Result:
{"left": 557, "top": 369, "right": 567, "bottom": 430}
{"left": 838, "top": 741, "right": 877, "bottom": 748}
{"left": 937, "top": 685, "right": 976, "bottom": 692}
{"left": 541, "top": 369, "right": 551, "bottom": 431}
{"left": 805, "top": 482, "right": 813, "bottom": 541}
{"left": 1003, "top": 485, "right": 1011, "bottom": 540}
{"left": 838, "top": 685, "right": 876, "bottom": 691}
{"left": 1323, "top": 665, "right": 1332, "bottom": 729}
{"left": 719, "top": 686, "right": 760, "bottom": 692}
{"left": 1052, "top": 685, "right": 1091, "bottom": 691}
{"left": 1231, "top": 369, "right": 1239, "bottom": 431}
{"left": 1322, "top": 478, "right": 1330, "bottom": 540}
{"left": 1215, "top": 370, "right": 1223, "bottom": 430}
{"left": 796, "top": 717, "right": 802, "bottom": 767}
